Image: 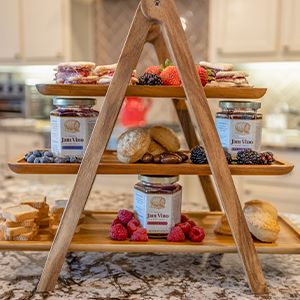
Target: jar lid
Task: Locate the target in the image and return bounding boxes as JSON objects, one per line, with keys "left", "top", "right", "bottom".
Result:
{"left": 138, "top": 175, "right": 179, "bottom": 184}
{"left": 219, "top": 101, "right": 261, "bottom": 110}
{"left": 53, "top": 97, "right": 96, "bottom": 106}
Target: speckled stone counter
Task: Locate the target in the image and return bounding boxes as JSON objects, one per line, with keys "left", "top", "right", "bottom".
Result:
{"left": 0, "top": 174, "right": 299, "bottom": 300}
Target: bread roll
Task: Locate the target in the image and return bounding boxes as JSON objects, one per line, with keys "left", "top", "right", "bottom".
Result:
{"left": 147, "top": 140, "right": 166, "bottom": 156}
{"left": 214, "top": 215, "right": 232, "bottom": 236}
{"left": 117, "top": 128, "right": 151, "bottom": 163}
{"left": 150, "top": 126, "right": 180, "bottom": 152}
{"left": 244, "top": 200, "right": 280, "bottom": 243}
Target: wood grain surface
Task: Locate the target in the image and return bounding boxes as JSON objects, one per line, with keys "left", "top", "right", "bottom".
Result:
{"left": 36, "top": 84, "right": 267, "bottom": 99}
{"left": 0, "top": 211, "right": 299, "bottom": 254}
{"left": 37, "top": 4, "right": 153, "bottom": 292}
{"left": 141, "top": 0, "right": 267, "bottom": 294}
{"left": 9, "top": 153, "right": 294, "bottom": 176}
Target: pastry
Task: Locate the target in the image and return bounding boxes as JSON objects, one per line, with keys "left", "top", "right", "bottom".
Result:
{"left": 149, "top": 126, "right": 180, "bottom": 152}
{"left": 147, "top": 140, "right": 166, "bottom": 156}
{"left": 244, "top": 200, "right": 280, "bottom": 242}
{"left": 117, "top": 128, "right": 151, "bottom": 163}
{"left": 214, "top": 215, "right": 232, "bottom": 236}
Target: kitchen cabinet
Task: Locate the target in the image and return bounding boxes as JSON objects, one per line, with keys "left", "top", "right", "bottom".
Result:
{"left": 0, "top": 0, "right": 21, "bottom": 61}
{"left": 281, "top": 0, "right": 300, "bottom": 55}
{"left": 209, "top": 0, "right": 300, "bottom": 62}
{"left": 0, "top": 0, "right": 94, "bottom": 64}
{"left": 22, "top": 0, "right": 66, "bottom": 61}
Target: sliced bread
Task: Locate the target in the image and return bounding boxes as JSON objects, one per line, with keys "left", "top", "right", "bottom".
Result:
{"left": 2, "top": 205, "right": 38, "bottom": 222}
{"left": 20, "top": 194, "right": 46, "bottom": 209}
{"left": 5, "top": 218, "right": 35, "bottom": 228}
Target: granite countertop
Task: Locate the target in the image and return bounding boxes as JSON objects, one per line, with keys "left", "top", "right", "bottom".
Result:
{"left": 0, "top": 173, "right": 299, "bottom": 300}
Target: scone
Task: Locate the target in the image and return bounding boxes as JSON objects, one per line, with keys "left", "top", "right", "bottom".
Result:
{"left": 244, "top": 200, "right": 280, "bottom": 243}
{"left": 150, "top": 126, "right": 180, "bottom": 152}
{"left": 117, "top": 128, "right": 151, "bottom": 163}
{"left": 214, "top": 214, "right": 232, "bottom": 236}
{"left": 147, "top": 140, "right": 166, "bottom": 156}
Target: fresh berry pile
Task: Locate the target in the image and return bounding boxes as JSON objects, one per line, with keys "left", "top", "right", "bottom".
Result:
{"left": 109, "top": 211, "right": 205, "bottom": 243}
{"left": 190, "top": 146, "right": 274, "bottom": 165}
{"left": 110, "top": 209, "right": 148, "bottom": 241}
{"left": 138, "top": 59, "right": 208, "bottom": 87}
{"left": 24, "top": 150, "right": 82, "bottom": 164}
{"left": 190, "top": 145, "right": 232, "bottom": 164}
{"left": 167, "top": 214, "right": 205, "bottom": 242}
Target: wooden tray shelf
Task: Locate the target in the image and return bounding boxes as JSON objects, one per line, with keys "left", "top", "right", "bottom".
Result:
{"left": 8, "top": 151, "right": 294, "bottom": 176}
{"left": 0, "top": 211, "right": 299, "bottom": 254}
{"left": 36, "top": 84, "right": 267, "bottom": 99}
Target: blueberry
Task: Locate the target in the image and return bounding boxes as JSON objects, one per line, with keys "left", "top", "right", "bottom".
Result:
{"left": 33, "top": 150, "right": 42, "bottom": 157}
{"left": 41, "top": 156, "right": 53, "bottom": 163}
{"left": 25, "top": 151, "right": 33, "bottom": 159}
{"left": 27, "top": 155, "right": 36, "bottom": 163}
{"left": 70, "top": 157, "right": 78, "bottom": 163}
{"left": 34, "top": 157, "right": 41, "bottom": 163}
{"left": 44, "top": 151, "right": 53, "bottom": 157}
{"left": 64, "top": 155, "right": 70, "bottom": 163}
{"left": 54, "top": 157, "right": 66, "bottom": 163}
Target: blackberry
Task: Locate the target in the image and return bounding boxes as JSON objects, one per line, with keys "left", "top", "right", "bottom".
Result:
{"left": 138, "top": 73, "right": 163, "bottom": 86}
{"left": 190, "top": 146, "right": 207, "bottom": 164}
{"left": 224, "top": 150, "right": 232, "bottom": 164}
{"left": 237, "top": 149, "right": 260, "bottom": 165}
{"left": 258, "top": 151, "right": 274, "bottom": 165}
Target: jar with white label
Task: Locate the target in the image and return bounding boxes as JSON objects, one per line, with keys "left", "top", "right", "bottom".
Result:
{"left": 50, "top": 98, "right": 98, "bottom": 158}
{"left": 134, "top": 175, "right": 182, "bottom": 237}
{"left": 216, "top": 101, "right": 262, "bottom": 158}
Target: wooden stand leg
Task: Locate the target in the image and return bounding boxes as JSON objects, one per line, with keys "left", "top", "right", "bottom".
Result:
{"left": 37, "top": 5, "right": 152, "bottom": 292}
{"left": 148, "top": 28, "right": 221, "bottom": 212}
{"left": 142, "top": 0, "right": 267, "bottom": 294}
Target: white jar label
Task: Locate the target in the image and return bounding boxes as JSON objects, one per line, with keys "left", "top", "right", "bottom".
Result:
{"left": 216, "top": 118, "right": 262, "bottom": 156}
{"left": 51, "top": 116, "right": 97, "bottom": 157}
{"left": 134, "top": 189, "right": 182, "bottom": 234}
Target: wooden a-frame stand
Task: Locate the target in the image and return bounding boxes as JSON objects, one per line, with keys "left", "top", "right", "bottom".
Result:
{"left": 37, "top": 0, "right": 268, "bottom": 295}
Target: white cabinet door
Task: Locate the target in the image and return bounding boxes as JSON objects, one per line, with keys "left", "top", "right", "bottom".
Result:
{"left": 0, "top": 0, "right": 21, "bottom": 61}
{"left": 213, "top": 0, "right": 279, "bottom": 55}
{"left": 22, "top": 0, "right": 67, "bottom": 61}
{"left": 281, "top": 0, "right": 300, "bottom": 53}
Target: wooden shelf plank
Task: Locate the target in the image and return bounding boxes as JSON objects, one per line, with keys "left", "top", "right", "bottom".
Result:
{"left": 8, "top": 151, "right": 294, "bottom": 176}
{"left": 36, "top": 84, "right": 267, "bottom": 99}
{"left": 0, "top": 211, "right": 299, "bottom": 254}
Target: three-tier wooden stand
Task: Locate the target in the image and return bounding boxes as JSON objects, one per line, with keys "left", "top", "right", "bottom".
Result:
{"left": 4, "top": 0, "right": 300, "bottom": 295}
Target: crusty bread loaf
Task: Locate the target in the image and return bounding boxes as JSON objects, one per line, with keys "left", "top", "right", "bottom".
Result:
{"left": 2, "top": 205, "right": 38, "bottom": 222}
{"left": 244, "top": 200, "right": 280, "bottom": 242}
{"left": 149, "top": 126, "right": 180, "bottom": 152}
{"left": 20, "top": 194, "right": 46, "bottom": 209}
{"left": 214, "top": 215, "right": 232, "bottom": 236}
{"left": 117, "top": 128, "right": 151, "bottom": 163}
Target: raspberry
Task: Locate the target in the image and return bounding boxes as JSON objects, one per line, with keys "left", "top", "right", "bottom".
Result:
{"left": 118, "top": 209, "right": 133, "bottom": 225}
{"left": 187, "top": 219, "right": 197, "bottom": 228}
{"left": 188, "top": 226, "right": 205, "bottom": 242}
{"left": 110, "top": 223, "right": 128, "bottom": 241}
{"left": 127, "top": 218, "right": 140, "bottom": 236}
{"left": 111, "top": 217, "right": 122, "bottom": 226}
{"left": 180, "top": 214, "right": 189, "bottom": 223}
{"left": 167, "top": 226, "right": 185, "bottom": 242}
{"left": 176, "top": 222, "right": 192, "bottom": 236}
{"left": 196, "top": 66, "right": 208, "bottom": 86}
{"left": 130, "top": 228, "right": 148, "bottom": 241}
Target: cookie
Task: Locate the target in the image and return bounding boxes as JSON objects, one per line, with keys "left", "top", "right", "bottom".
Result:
{"left": 117, "top": 128, "right": 151, "bottom": 163}
{"left": 149, "top": 126, "right": 180, "bottom": 152}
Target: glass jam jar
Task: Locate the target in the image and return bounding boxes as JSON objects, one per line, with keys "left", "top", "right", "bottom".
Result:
{"left": 216, "top": 101, "right": 262, "bottom": 157}
{"left": 134, "top": 175, "right": 182, "bottom": 237}
{"left": 50, "top": 98, "right": 98, "bottom": 158}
